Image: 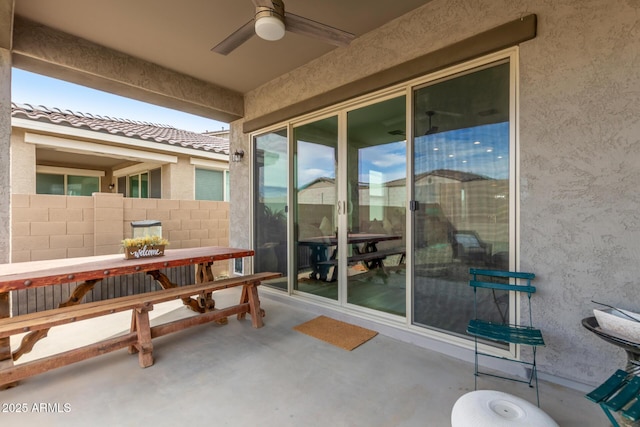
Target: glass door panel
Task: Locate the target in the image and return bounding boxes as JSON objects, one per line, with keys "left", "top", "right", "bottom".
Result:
{"left": 129, "top": 175, "right": 139, "bottom": 198}
{"left": 346, "top": 96, "right": 407, "bottom": 315}
{"left": 293, "top": 116, "right": 339, "bottom": 300}
{"left": 412, "top": 61, "right": 511, "bottom": 339}
{"left": 254, "top": 129, "right": 289, "bottom": 290}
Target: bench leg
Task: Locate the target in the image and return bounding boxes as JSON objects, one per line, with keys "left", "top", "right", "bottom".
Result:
{"left": 129, "top": 306, "right": 154, "bottom": 368}
{"left": 238, "top": 284, "right": 265, "bottom": 328}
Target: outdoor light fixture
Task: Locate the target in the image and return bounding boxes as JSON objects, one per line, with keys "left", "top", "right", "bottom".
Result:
{"left": 232, "top": 149, "right": 245, "bottom": 162}
{"left": 254, "top": 1, "right": 286, "bottom": 41}
{"left": 108, "top": 183, "right": 115, "bottom": 190}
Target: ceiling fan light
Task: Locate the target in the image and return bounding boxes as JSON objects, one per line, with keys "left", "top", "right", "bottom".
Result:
{"left": 255, "top": 15, "right": 286, "bottom": 41}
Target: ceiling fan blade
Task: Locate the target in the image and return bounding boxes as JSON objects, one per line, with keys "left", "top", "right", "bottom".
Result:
{"left": 211, "top": 19, "right": 255, "bottom": 55}
{"left": 285, "top": 13, "right": 354, "bottom": 47}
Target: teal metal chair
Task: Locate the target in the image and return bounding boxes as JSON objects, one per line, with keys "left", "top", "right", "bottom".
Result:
{"left": 586, "top": 369, "right": 640, "bottom": 427}
{"left": 467, "top": 268, "right": 545, "bottom": 406}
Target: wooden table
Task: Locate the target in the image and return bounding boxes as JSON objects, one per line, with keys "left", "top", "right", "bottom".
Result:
{"left": 298, "top": 233, "right": 403, "bottom": 281}
{"left": 0, "top": 246, "right": 254, "bottom": 383}
{"left": 0, "top": 246, "right": 253, "bottom": 293}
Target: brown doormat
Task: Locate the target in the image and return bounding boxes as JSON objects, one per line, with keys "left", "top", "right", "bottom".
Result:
{"left": 293, "top": 315, "right": 378, "bottom": 351}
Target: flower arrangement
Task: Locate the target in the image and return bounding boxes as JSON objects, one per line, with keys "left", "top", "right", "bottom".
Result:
{"left": 122, "top": 236, "right": 169, "bottom": 259}
{"left": 122, "top": 236, "right": 170, "bottom": 248}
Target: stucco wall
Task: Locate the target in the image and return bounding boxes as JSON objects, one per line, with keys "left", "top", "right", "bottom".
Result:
{"left": 163, "top": 157, "right": 195, "bottom": 200}
{"left": 9, "top": 129, "right": 34, "bottom": 194}
{"left": 0, "top": 47, "right": 9, "bottom": 266}
{"left": 232, "top": 0, "right": 640, "bottom": 387}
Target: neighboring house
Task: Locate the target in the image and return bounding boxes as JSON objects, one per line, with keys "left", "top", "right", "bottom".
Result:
{"left": 8, "top": 103, "right": 233, "bottom": 314}
{"left": 10, "top": 103, "right": 230, "bottom": 201}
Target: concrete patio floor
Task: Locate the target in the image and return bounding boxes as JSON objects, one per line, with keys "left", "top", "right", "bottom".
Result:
{"left": 3, "top": 287, "right": 605, "bottom": 427}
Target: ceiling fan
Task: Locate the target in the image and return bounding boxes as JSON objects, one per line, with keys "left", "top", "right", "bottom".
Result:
{"left": 424, "top": 111, "right": 439, "bottom": 135}
{"left": 212, "top": 0, "right": 355, "bottom": 55}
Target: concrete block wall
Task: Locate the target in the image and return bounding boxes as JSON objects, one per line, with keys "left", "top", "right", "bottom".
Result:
{"left": 11, "top": 193, "right": 231, "bottom": 278}
{"left": 12, "top": 194, "right": 94, "bottom": 262}
{"left": 123, "top": 198, "right": 230, "bottom": 278}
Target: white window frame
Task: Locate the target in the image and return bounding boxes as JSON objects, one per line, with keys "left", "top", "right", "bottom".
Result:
{"left": 191, "top": 158, "right": 229, "bottom": 202}
{"left": 36, "top": 165, "right": 104, "bottom": 196}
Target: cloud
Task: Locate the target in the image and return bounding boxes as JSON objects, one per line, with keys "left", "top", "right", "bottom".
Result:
{"left": 371, "top": 153, "right": 406, "bottom": 168}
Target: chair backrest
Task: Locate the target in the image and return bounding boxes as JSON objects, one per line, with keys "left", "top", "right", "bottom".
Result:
{"left": 469, "top": 268, "right": 536, "bottom": 294}
{"left": 469, "top": 268, "right": 537, "bottom": 326}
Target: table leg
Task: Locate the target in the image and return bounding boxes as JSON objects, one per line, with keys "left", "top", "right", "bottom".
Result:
{"left": 0, "top": 292, "right": 17, "bottom": 389}
{"left": 196, "top": 262, "right": 228, "bottom": 324}
{"left": 196, "top": 261, "right": 214, "bottom": 283}
{"left": 308, "top": 244, "right": 328, "bottom": 281}
{"left": 12, "top": 279, "right": 100, "bottom": 362}
{"left": 59, "top": 279, "right": 100, "bottom": 307}
{"left": 147, "top": 269, "right": 202, "bottom": 313}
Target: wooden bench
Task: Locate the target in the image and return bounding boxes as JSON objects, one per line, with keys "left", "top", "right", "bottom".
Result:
{"left": 317, "top": 248, "right": 406, "bottom": 266}
{"left": 318, "top": 249, "right": 406, "bottom": 282}
{"left": 0, "top": 272, "right": 279, "bottom": 389}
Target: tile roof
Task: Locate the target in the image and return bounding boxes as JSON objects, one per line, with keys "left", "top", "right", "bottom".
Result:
{"left": 11, "top": 102, "right": 229, "bottom": 155}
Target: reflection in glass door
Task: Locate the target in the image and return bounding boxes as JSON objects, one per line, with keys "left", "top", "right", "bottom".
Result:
{"left": 346, "top": 96, "right": 407, "bottom": 315}
{"left": 412, "top": 61, "right": 512, "bottom": 340}
{"left": 253, "top": 129, "right": 288, "bottom": 290}
{"left": 293, "top": 116, "right": 339, "bottom": 300}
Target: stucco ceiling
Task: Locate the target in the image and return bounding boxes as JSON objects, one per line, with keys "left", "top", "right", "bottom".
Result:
{"left": 13, "top": 0, "right": 433, "bottom": 95}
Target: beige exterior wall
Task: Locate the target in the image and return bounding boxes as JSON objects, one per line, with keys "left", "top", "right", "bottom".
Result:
{"left": 11, "top": 193, "right": 231, "bottom": 277}
{"left": 9, "top": 129, "right": 35, "bottom": 195}
{"left": 162, "top": 157, "right": 194, "bottom": 200}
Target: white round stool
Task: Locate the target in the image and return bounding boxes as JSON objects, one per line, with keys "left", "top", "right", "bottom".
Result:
{"left": 451, "top": 390, "right": 559, "bottom": 427}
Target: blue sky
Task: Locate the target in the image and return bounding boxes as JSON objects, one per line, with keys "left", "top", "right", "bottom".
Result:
{"left": 11, "top": 69, "right": 228, "bottom": 133}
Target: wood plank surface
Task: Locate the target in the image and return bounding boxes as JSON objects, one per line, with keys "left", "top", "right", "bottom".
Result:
{"left": 0, "top": 272, "right": 280, "bottom": 337}
{"left": 0, "top": 246, "right": 254, "bottom": 292}
{"left": 0, "top": 332, "right": 138, "bottom": 386}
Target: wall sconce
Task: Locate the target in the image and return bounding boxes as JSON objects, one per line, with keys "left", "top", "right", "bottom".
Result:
{"left": 232, "top": 149, "right": 245, "bottom": 162}
{"left": 108, "top": 183, "right": 115, "bottom": 190}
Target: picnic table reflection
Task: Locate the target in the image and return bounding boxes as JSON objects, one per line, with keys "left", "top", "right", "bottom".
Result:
{"left": 298, "top": 233, "right": 404, "bottom": 282}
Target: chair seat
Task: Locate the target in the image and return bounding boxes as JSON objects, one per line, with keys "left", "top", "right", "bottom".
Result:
{"left": 586, "top": 369, "right": 640, "bottom": 423}
{"left": 468, "top": 319, "right": 545, "bottom": 347}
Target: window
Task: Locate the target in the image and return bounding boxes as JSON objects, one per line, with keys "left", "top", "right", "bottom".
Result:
{"left": 36, "top": 167, "right": 102, "bottom": 196}
{"left": 119, "top": 168, "right": 161, "bottom": 198}
{"left": 195, "top": 168, "right": 228, "bottom": 201}
{"left": 411, "top": 59, "right": 513, "bottom": 342}
{"left": 254, "top": 129, "right": 288, "bottom": 283}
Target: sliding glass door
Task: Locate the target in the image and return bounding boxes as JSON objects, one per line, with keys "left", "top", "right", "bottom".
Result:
{"left": 252, "top": 54, "right": 515, "bottom": 341}
{"left": 253, "top": 129, "right": 289, "bottom": 290}
{"left": 345, "top": 96, "right": 407, "bottom": 315}
{"left": 290, "top": 97, "right": 408, "bottom": 316}
{"left": 411, "top": 60, "right": 512, "bottom": 338}
{"left": 293, "top": 116, "right": 339, "bottom": 300}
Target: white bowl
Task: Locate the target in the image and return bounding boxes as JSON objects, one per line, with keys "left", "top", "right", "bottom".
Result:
{"left": 594, "top": 308, "right": 640, "bottom": 342}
